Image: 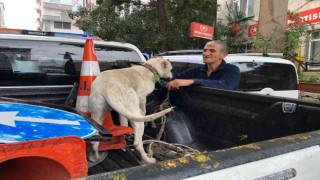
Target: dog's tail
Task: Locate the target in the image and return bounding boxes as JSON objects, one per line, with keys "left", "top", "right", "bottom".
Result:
{"left": 120, "top": 107, "right": 173, "bottom": 122}
{"left": 103, "top": 84, "right": 173, "bottom": 122}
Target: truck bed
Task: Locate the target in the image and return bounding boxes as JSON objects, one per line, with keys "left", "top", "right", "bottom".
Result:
{"left": 2, "top": 84, "right": 320, "bottom": 179}
{"left": 88, "top": 148, "right": 140, "bottom": 175}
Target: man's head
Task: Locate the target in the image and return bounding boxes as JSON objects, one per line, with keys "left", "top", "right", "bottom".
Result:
{"left": 202, "top": 40, "right": 228, "bottom": 64}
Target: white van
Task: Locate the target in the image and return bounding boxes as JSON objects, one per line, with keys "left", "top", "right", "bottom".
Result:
{"left": 0, "top": 29, "right": 146, "bottom": 103}
{"left": 160, "top": 53, "right": 299, "bottom": 99}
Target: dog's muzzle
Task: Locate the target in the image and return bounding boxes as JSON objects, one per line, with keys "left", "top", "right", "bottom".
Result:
{"left": 158, "top": 78, "right": 170, "bottom": 87}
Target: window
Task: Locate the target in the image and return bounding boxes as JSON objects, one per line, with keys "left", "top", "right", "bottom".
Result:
{"left": 233, "top": 0, "right": 254, "bottom": 17}
{"left": 309, "top": 31, "right": 320, "bottom": 68}
{"left": 233, "top": 62, "right": 298, "bottom": 91}
{"left": 49, "top": 0, "right": 72, "bottom": 5}
{"left": 0, "top": 39, "right": 142, "bottom": 86}
{"left": 72, "top": 0, "right": 84, "bottom": 11}
{"left": 54, "top": 21, "right": 71, "bottom": 30}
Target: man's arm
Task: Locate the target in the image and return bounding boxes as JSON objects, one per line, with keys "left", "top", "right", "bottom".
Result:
{"left": 166, "top": 79, "right": 194, "bottom": 90}
{"left": 166, "top": 67, "right": 199, "bottom": 90}
{"left": 167, "top": 64, "right": 240, "bottom": 90}
{"left": 173, "top": 67, "right": 199, "bottom": 79}
{"left": 193, "top": 65, "right": 240, "bottom": 90}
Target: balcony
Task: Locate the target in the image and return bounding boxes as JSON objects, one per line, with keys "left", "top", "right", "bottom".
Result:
{"left": 43, "top": 1, "right": 72, "bottom": 10}
{"left": 42, "top": 14, "right": 72, "bottom": 22}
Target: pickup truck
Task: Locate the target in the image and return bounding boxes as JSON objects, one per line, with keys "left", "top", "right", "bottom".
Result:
{"left": 2, "top": 81, "right": 320, "bottom": 179}
{"left": 1, "top": 30, "right": 320, "bottom": 179}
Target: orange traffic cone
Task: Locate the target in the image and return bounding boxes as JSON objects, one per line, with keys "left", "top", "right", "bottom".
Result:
{"left": 76, "top": 38, "right": 133, "bottom": 151}
{"left": 76, "top": 38, "right": 100, "bottom": 114}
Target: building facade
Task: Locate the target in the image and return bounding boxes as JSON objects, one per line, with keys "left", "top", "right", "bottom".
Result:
{"left": 217, "top": 0, "right": 320, "bottom": 69}
{"left": 0, "top": 2, "right": 4, "bottom": 28}
{"left": 217, "top": 0, "right": 259, "bottom": 53}
{"left": 288, "top": 0, "right": 320, "bottom": 70}
{"left": 36, "top": 0, "right": 97, "bottom": 34}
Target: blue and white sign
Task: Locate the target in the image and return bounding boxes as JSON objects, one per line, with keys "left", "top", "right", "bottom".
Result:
{"left": 0, "top": 102, "right": 98, "bottom": 143}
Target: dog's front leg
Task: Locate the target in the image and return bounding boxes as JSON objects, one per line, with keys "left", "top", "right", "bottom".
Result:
{"left": 132, "top": 122, "right": 156, "bottom": 164}
{"left": 87, "top": 97, "right": 110, "bottom": 162}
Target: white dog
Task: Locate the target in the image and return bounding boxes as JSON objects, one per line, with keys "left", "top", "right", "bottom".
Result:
{"left": 88, "top": 57, "right": 173, "bottom": 164}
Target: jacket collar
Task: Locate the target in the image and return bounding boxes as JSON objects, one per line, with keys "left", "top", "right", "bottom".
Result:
{"left": 200, "top": 60, "right": 227, "bottom": 72}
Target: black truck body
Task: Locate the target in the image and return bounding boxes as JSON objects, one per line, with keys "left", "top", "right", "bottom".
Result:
{"left": 2, "top": 84, "right": 320, "bottom": 179}
{"left": 1, "top": 32, "right": 320, "bottom": 179}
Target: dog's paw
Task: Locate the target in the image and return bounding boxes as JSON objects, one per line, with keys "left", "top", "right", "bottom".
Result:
{"left": 142, "top": 157, "right": 156, "bottom": 164}
{"left": 87, "top": 151, "right": 101, "bottom": 162}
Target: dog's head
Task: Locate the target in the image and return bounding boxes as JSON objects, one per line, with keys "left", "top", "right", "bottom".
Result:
{"left": 147, "top": 57, "right": 173, "bottom": 79}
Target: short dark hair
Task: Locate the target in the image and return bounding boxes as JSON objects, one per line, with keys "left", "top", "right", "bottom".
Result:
{"left": 205, "top": 40, "right": 228, "bottom": 52}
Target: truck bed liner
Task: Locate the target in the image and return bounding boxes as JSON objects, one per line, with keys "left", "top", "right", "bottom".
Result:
{"left": 88, "top": 148, "right": 141, "bottom": 175}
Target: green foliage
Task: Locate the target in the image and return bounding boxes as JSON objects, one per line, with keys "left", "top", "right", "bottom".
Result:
{"left": 253, "top": 26, "right": 279, "bottom": 55}
{"left": 214, "top": 2, "right": 248, "bottom": 53}
{"left": 299, "top": 75, "right": 320, "bottom": 82}
{"left": 164, "top": 0, "right": 218, "bottom": 51}
{"left": 252, "top": 11, "right": 309, "bottom": 59}
{"left": 69, "top": 0, "right": 218, "bottom": 53}
{"left": 283, "top": 24, "right": 308, "bottom": 60}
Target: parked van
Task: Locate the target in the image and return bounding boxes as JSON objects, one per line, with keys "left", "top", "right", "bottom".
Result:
{"left": 159, "top": 53, "right": 299, "bottom": 99}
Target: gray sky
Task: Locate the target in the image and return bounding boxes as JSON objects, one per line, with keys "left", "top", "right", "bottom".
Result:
{"left": 1, "top": 0, "right": 37, "bottom": 30}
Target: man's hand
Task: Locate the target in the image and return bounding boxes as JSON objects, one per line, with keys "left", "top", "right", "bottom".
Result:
{"left": 166, "top": 79, "right": 194, "bottom": 90}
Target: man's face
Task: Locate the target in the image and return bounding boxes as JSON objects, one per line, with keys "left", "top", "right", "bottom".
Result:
{"left": 202, "top": 43, "right": 228, "bottom": 64}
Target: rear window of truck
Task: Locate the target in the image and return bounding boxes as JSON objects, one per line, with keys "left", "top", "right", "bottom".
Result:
{"left": 233, "top": 62, "right": 298, "bottom": 91}
{"left": 0, "top": 39, "right": 141, "bottom": 86}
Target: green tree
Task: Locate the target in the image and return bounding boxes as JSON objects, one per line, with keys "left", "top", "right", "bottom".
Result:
{"left": 165, "top": 0, "right": 218, "bottom": 51}
{"left": 283, "top": 11, "right": 309, "bottom": 60}
{"left": 253, "top": 26, "right": 279, "bottom": 55}
{"left": 214, "top": 2, "right": 248, "bottom": 53}
{"left": 69, "top": 0, "right": 218, "bottom": 53}
{"left": 252, "top": 11, "right": 309, "bottom": 59}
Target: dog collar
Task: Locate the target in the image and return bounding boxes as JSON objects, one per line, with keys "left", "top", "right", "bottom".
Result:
{"left": 140, "top": 62, "right": 169, "bottom": 86}
{"left": 140, "top": 62, "right": 160, "bottom": 77}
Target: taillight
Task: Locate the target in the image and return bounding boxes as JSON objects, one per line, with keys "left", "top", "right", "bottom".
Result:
{"left": 297, "top": 84, "right": 301, "bottom": 91}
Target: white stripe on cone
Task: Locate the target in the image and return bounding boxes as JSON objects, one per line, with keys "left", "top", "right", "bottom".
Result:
{"left": 76, "top": 61, "right": 101, "bottom": 113}
{"left": 80, "top": 61, "right": 100, "bottom": 76}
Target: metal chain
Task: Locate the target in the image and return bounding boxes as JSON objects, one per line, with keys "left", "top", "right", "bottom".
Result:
{"left": 150, "top": 88, "right": 172, "bottom": 140}
{"left": 144, "top": 140, "right": 200, "bottom": 160}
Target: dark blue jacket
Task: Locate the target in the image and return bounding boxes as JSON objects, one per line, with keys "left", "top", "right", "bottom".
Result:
{"left": 173, "top": 60, "right": 240, "bottom": 90}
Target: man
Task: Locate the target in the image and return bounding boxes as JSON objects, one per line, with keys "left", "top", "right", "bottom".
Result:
{"left": 166, "top": 40, "right": 240, "bottom": 90}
